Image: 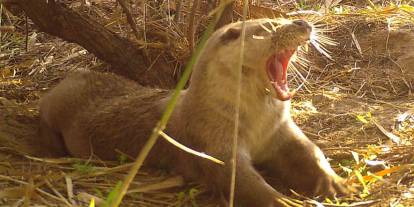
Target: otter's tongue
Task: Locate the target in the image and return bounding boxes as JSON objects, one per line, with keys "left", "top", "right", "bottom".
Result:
{"left": 266, "top": 51, "right": 295, "bottom": 101}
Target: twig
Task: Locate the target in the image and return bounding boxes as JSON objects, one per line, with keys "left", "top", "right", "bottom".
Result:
{"left": 0, "top": 175, "right": 70, "bottom": 206}
{"left": 126, "top": 176, "right": 184, "bottom": 193}
{"left": 0, "top": 25, "right": 14, "bottom": 32}
{"left": 372, "top": 119, "right": 401, "bottom": 144}
{"left": 65, "top": 175, "right": 75, "bottom": 205}
{"left": 319, "top": 199, "right": 381, "bottom": 206}
{"left": 116, "top": 0, "right": 140, "bottom": 40}
{"left": 174, "top": 0, "right": 182, "bottom": 22}
{"left": 141, "top": 0, "right": 147, "bottom": 49}
{"left": 44, "top": 179, "right": 72, "bottom": 207}
{"left": 159, "top": 131, "right": 224, "bottom": 165}
{"left": 229, "top": 0, "right": 247, "bottom": 206}
{"left": 73, "top": 163, "right": 134, "bottom": 179}
{"left": 117, "top": 0, "right": 150, "bottom": 63}
{"left": 25, "top": 15, "right": 28, "bottom": 51}
{"left": 187, "top": 0, "right": 200, "bottom": 53}
{"left": 23, "top": 177, "right": 34, "bottom": 207}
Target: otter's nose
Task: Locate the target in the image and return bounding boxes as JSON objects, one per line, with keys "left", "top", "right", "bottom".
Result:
{"left": 292, "top": 19, "right": 312, "bottom": 32}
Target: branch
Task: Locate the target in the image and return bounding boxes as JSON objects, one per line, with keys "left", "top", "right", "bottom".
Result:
{"left": 17, "top": 0, "right": 176, "bottom": 88}
{"left": 116, "top": 0, "right": 141, "bottom": 41}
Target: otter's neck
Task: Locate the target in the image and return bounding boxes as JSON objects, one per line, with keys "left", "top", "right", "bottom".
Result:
{"left": 181, "top": 56, "right": 291, "bottom": 138}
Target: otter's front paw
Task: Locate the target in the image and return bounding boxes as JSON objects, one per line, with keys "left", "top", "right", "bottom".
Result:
{"left": 295, "top": 148, "right": 354, "bottom": 197}
{"left": 272, "top": 141, "right": 353, "bottom": 197}
{"left": 312, "top": 171, "right": 351, "bottom": 197}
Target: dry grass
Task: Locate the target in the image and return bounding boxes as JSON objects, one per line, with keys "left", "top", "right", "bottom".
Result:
{"left": 0, "top": 0, "right": 414, "bottom": 206}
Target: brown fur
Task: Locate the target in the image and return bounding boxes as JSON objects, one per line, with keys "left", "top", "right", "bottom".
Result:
{"left": 39, "top": 19, "right": 349, "bottom": 206}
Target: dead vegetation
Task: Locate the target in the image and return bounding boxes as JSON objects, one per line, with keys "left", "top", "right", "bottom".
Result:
{"left": 0, "top": 0, "right": 414, "bottom": 206}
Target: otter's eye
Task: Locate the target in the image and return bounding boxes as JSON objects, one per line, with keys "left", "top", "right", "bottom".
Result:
{"left": 292, "top": 20, "right": 312, "bottom": 32}
{"left": 220, "top": 27, "right": 241, "bottom": 43}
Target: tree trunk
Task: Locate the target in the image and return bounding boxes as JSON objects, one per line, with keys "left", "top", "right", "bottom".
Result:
{"left": 17, "top": 0, "right": 177, "bottom": 88}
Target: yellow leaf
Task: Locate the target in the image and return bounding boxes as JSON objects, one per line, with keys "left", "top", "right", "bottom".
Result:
{"left": 356, "top": 115, "right": 369, "bottom": 124}
{"left": 400, "top": 4, "right": 414, "bottom": 13}
{"left": 324, "top": 197, "right": 333, "bottom": 204}
{"left": 89, "top": 198, "right": 95, "bottom": 207}
{"left": 355, "top": 170, "right": 369, "bottom": 195}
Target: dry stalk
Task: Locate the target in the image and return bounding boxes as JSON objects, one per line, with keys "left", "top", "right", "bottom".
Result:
{"left": 141, "top": 0, "right": 147, "bottom": 49}
{"left": 116, "top": 0, "right": 150, "bottom": 61}
{"left": 174, "top": 0, "right": 183, "bottom": 22}
{"left": 23, "top": 177, "right": 34, "bottom": 207}
{"left": 44, "top": 179, "right": 72, "bottom": 206}
{"left": 159, "top": 131, "right": 224, "bottom": 165}
{"left": 228, "top": 0, "right": 246, "bottom": 205}
{"left": 25, "top": 14, "right": 28, "bottom": 51}
{"left": 116, "top": 0, "right": 140, "bottom": 40}
{"left": 0, "top": 25, "right": 14, "bottom": 31}
{"left": 187, "top": 0, "right": 200, "bottom": 53}
{"left": 0, "top": 175, "right": 70, "bottom": 205}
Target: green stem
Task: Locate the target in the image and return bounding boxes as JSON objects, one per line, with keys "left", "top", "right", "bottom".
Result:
{"left": 108, "top": 1, "right": 232, "bottom": 207}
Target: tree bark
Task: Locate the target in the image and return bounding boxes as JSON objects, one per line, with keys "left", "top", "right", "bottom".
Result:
{"left": 17, "top": 0, "right": 177, "bottom": 88}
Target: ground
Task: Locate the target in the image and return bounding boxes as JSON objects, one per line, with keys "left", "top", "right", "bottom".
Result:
{"left": 1, "top": 1, "right": 414, "bottom": 207}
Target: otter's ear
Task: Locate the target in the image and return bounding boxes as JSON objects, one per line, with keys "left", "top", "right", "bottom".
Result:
{"left": 220, "top": 27, "right": 241, "bottom": 43}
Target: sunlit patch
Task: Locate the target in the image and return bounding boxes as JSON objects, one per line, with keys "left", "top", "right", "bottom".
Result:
{"left": 290, "top": 100, "right": 318, "bottom": 121}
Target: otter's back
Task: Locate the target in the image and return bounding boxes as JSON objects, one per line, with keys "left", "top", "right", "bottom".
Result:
{"left": 39, "top": 70, "right": 171, "bottom": 160}
{"left": 40, "top": 70, "right": 141, "bottom": 129}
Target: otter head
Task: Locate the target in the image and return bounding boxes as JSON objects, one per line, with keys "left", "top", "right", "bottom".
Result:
{"left": 192, "top": 18, "right": 312, "bottom": 102}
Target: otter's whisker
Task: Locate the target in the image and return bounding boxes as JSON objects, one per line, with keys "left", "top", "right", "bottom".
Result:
{"left": 311, "top": 40, "right": 333, "bottom": 60}
{"left": 259, "top": 22, "right": 272, "bottom": 33}
{"left": 313, "top": 27, "right": 335, "bottom": 32}
{"left": 314, "top": 34, "right": 337, "bottom": 46}
{"left": 293, "top": 48, "right": 311, "bottom": 65}
{"left": 289, "top": 62, "right": 308, "bottom": 84}
{"left": 294, "top": 56, "right": 310, "bottom": 69}
{"left": 295, "top": 71, "right": 311, "bottom": 93}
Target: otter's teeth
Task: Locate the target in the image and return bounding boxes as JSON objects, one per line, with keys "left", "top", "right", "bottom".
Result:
{"left": 273, "top": 82, "right": 291, "bottom": 101}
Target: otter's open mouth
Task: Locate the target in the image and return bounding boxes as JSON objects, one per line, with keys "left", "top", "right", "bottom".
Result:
{"left": 266, "top": 49, "right": 296, "bottom": 101}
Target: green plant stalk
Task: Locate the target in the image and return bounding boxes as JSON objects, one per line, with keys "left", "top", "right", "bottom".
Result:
{"left": 107, "top": 1, "right": 231, "bottom": 207}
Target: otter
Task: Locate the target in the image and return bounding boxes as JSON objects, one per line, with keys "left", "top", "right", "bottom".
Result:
{"left": 39, "top": 19, "right": 348, "bottom": 206}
